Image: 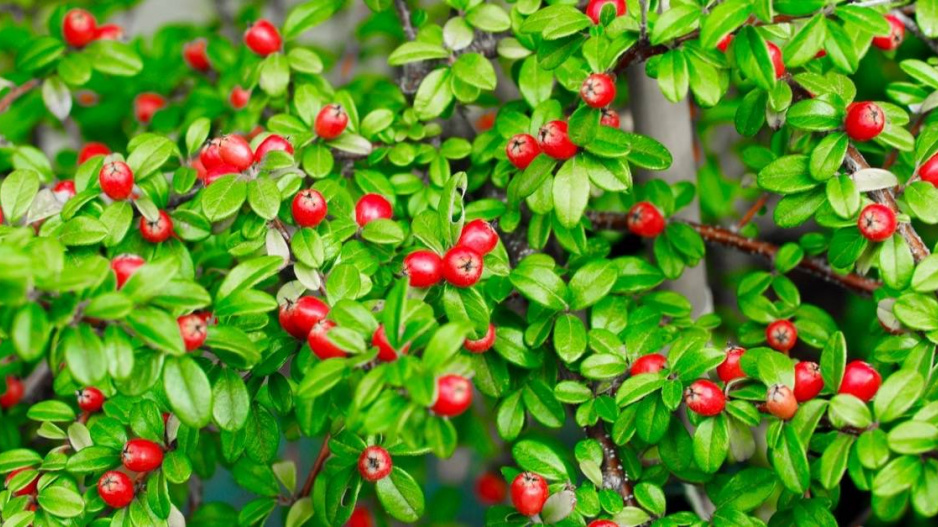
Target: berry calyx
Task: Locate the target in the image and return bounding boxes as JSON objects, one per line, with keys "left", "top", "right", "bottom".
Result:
{"left": 600, "top": 108, "right": 620, "bottom": 128}
{"left": 476, "top": 471, "right": 507, "bottom": 505}
{"left": 244, "top": 19, "right": 282, "bottom": 56}
{"left": 357, "top": 445, "right": 393, "bottom": 482}
{"left": 766, "top": 320, "right": 797, "bottom": 352}
{"left": 872, "top": 15, "right": 905, "bottom": 51}
{"left": 537, "top": 121, "right": 578, "bottom": 160}
{"left": 626, "top": 201, "right": 666, "bottom": 238}
{"left": 857, "top": 203, "right": 897, "bottom": 242}
{"left": 918, "top": 153, "right": 938, "bottom": 186}
{"left": 464, "top": 324, "right": 496, "bottom": 353}
{"left": 403, "top": 250, "right": 444, "bottom": 287}
{"left": 98, "top": 471, "right": 134, "bottom": 509}
{"left": 684, "top": 380, "right": 726, "bottom": 416}
{"left": 315, "top": 104, "right": 349, "bottom": 140}
{"left": 458, "top": 219, "right": 499, "bottom": 256}
{"left": 307, "top": 319, "right": 348, "bottom": 359}
{"left": 229, "top": 85, "right": 251, "bottom": 110}
{"left": 99, "top": 161, "right": 134, "bottom": 200}
{"left": 62, "top": 9, "right": 97, "bottom": 48}
{"left": 765, "top": 384, "right": 798, "bottom": 420}
{"left": 839, "top": 360, "right": 882, "bottom": 402}
{"left": 78, "top": 142, "right": 110, "bottom": 164}
{"left": 5, "top": 467, "right": 39, "bottom": 496}
{"left": 280, "top": 296, "right": 330, "bottom": 340}
{"left": 585, "top": 0, "right": 626, "bottom": 25}
{"left": 580, "top": 73, "right": 616, "bottom": 108}
{"left": 219, "top": 135, "right": 254, "bottom": 171}
{"left": 355, "top": 194, "right": 393, "bottom": 227}
{"left": 442, "top": 246, "right": 484, "bottom": 288}
{"left": 767, "top": 41, "right": 785, "bottom": 79}
{"left": 431, "top": 374, "right": 473, "bottom": 417}
{"left": 200, "top": 138, "right": 224, "bottom": 169}
{"left": 254, "top": 134, "right": 294, "bottom": 164}
{"left": 183, "top": 39, "right": 211, "bottom": 72}
{"left": 178, "top": 314, "right": 208, "bottom": 351}
{"left": 506, "top": 134, "right": 540, "bottom": 170}
{"left": 53, "top": 180, "right": 76, "bottom": 199}
{"left": 716, "top": 346, "right": 746, "bottom": 383}
{"left": 134, "top": 93, "right": 167, "bottom": 125}
{"left": 716, "top": 34, "right": 734, "bottom": 53}
{"left": 372, "top": 325, "right": 409, "bottom": 362}
{"left": 77, "top": 387, "right": 105, "bottom": 413}
{"left": 793, "top": 361, "right": 824, "bottom": 402}
{"left": 510, "top": 472, "right": 549, "bottom": 516}
{"left": 139, "top": 210, "right": 173, "bottom": 243}
{"left": 844, "top": 101, "right": 886, "bottom": 142}
{"left": 111, "top": 254, "right": 145, "bottom": 289}
{"left": 121, "top": 439, "right": 164, "bottom": 472}
{"left": 94, "top": 24, "right": 124, "bottom": 41}
{"left": 292, "top": 189, "right": 328, "bottom": 228}
{"left": 630, "top": 353, "right": 667, "bottom": 375}
{"left": 0, "top": 376, "right": 23, "bottom": 409}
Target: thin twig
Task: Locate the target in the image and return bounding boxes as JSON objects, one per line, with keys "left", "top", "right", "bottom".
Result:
{"left": 297, "top": 433, "right": 331, "bottom": 499}
{"left": 0, "top": 79, "right": 39, "bottom": 114}
{"left": 735, "top": 193, "right": 770, "bottom": 230}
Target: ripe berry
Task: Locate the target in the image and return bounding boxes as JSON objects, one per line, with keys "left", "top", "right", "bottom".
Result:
{"left": 919, "top": 153, "right": 938, "bottom": 186}
{"left": 200, "top": 138, "right": 224, "bottom": 169}
{"left": 537, "top": 121, "right": 578, "bottom": 160}
{"left": 793, "top": 361, "right": 824, "bottom": 402}
{"left": 292, "top": 189, "right": 328, "bottom": 228}
{"left": 0, "top": 377, "right": 23, "bottom": 409}
{"left": 134, "top": 93, "right": 166, "bottom": 125}
{"left": 765, "top": 384, "right": 798, "bottom": 420}
{"left": 464, "top": 324, "right": 496, "bottom": 353}
{"left": 244, "top": 19, "right": 282, "bottom": 56}
{"left": 77, "top": 387, "right": 105, "bottom": 413}
{"left": 139, "top": 210, "right": 173, "bottom": 243}
{"left": 346, "top": 507, "right": 373, "bottom": 527}
{"left": 94, "top": 24, "right": 124, "bottom": 41}
{"left": 600, "top": 108, "right": 620, "bottom": 128}
{"left": 358, "top": 446, "right": 392, "bottom": 482}
{"left": 254, "top": 134, "right": 294, "bottom": 164}
{"left": 766, "top": 41, "right": 785, "bottom": 79}
{"left": 431, "top": 374, "right": 473, "bottom": 417}
{"left": 178, "top": 314, "right": 208, "bottom": 351}
{"left": 229, "top": 85, "right": 251, "bottom": 110}
{"left": 476, "top": 471, "right": 507, "bottom": 504}
{"left": 815, "top": 49, "right": 828, "bottom": 58}
{"left": 716, "top": 346, "right": 745, "bottom": 383}
{"left": 122, "top": 439, "right": 164, "bottom": 472}
{"left": 219, "top": 135, "right": 255, "bottom": 171}
{"left": 510, "top": 472, "right": 549, "bottom": 516}
{"left": 315, "top": 104, "right": 349, "bottom": 140}
{"left": 442, "top": 246, "right": 484, "bottom": 288}
{"left": 372, "top": 325, "right": 409, "bottom": 362}
{"left": 684, "top": 380, "right": 725, "bottom": 416}
{"left": 307, "top": 319, "right": 347, "bottom": 359}
{"left": 204, "top": 164, "right": 238, "bottom": 185}
{"left": 62, "top": 9, "right": 97, "bottom": 48}
{"left": 626, "top": 201, "right": 666, "bottom": 237}
{"left": 78, "top": 142, "right": 110, "bottom": 164}
{"left": 857, "top": 203, "right": 896, "bottom": 242}
{"left": 183, "top": 39, "right": 211, "bottom": 72}
{"left": 588, "top": 522, "right": 618, "bottom": 527}
{"left": 403, "top": 250, "right": 444, "bottom": 287}
{"left": 630, "top": 353, "right": 667, "bottom": 375}
{"left": 839, "top": 360, "right": 882, "bottom": 402}
{"left": 585, "top": 0, "right": 625, "bottom": 25}
{"left": 873, "top": 15, "right": 905, "bottom": 51}
{"left": 506, "top": 134, "right": 540, "bottom": 170}
{"left": 111, "top": 254, "right": 144, "bottom": 289}
{"left": 458, "top": 219, "right": 499, "bottom": 255}
{"left": 355, "top": 194, "right": 393, "bottom": 227}
{"left": 53, "top": 180, "right": 76, "bottom": 199}
{"left": 98, "top": 471, "right": 134, "bottom": 508}
{"left": 844, "top": 101, "right": 886, "bottom": 142}
{"left": 279, "top": 296, "right": 330, "bottom": 340}
{"left": 580, "top": 73, "right": 616, "bottom": 108}
{"left": 5, "top": 467, "right": 39, "bottom": 496}
{"left": 99, "top": 161, "right": 134, "bottom": 200}
{"left": 716, "top": 34, "right": 734, "bottom": 53}
{"left": 766, "top": 320, "right": 797, "bottom": 352}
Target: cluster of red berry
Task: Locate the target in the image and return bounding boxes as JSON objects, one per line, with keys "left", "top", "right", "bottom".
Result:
{"left": 61, "top": 9, "right": 124, "bottom": 50}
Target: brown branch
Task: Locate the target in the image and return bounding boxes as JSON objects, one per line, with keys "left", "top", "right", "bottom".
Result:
{"left": 585, "top": 423, "right": 636, "bottom": 506}
{"left": 22, "top": 361, "right": 52, "bottom": 404}
{"left": 0, "top": 79, "right": 39, "bottom": 114}
{"left": 393, "top": 0, "right": 428, "bottom": 95}
{"left": 735, "top": 193, "right": 769, "bottom": 230}
{"left": 297, "top": 433, "right": 331, "bottom": 499}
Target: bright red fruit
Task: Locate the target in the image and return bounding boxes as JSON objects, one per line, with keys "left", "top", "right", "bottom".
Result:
{"left": 53, "top": 180, "right": 76, "bottom": 199}
{"left": 844, "top": 101, "right": 886, "bottom": 142}
{"left": 857, "top": 203, "right": 897, "bottom": 242}
{"left": 403, "top": 250, "right": 444, "bottom": 287}
{"left": 244, "top": 19, "right": 282, "bottom": 56}
{"left": 600, "top": 108, "right": 620, "bottom": 128}
{"left": 684, "top": 380, "right": 726, "bottom": 416}
{"left": 77, "top": 387, "right": 105, "bottom": 412}
{"left": 94, "top": 24, "right": 124, "bottom": 41}
{"left": 346, "top": 507, "right": 373, "bottom": 527}
{"left": 372, "top": 325, "right": 409, "bottom": 362}
{"left": 464, "top": 324, "right": 496, "bottom": 353}
{"left": 717, "top": 34, "right": 734, "bottom": 52}
{"left": 178, "top": 314, "right": 208, "bottom": 351}
{"left": 308, "top": 320, "right": 348, "bottom": 359}
{"left": 766, "top": 320, "right": 797, "bottom": 352}
{"left": 200, "top": 138, "right": 224, "bottom": 169}
{"left": 767, "top": 41, "right": 785, "bottom": 79}
{"left": 458, "top": 219, "right": 499, "bottom": 255}
{"left": 626, "top": 201, "right": 666, "bottom": 237}
{"left": 442, "top": 246, "right": 484, "bottom": 287}
{"left": 315, "top": 104, "right": 349, "bottom": 140}
{"left": 765, "top": 384, "right": 798, "bottom": 420}
{"left": 588, "top": 521, "right": 618, "bottom": 527}
{"left": 511, "top": 472, "right": 549, "bottom": 516}
{"left": 873, "top": 15, "right": 905, "bottom": 51}
{"left": 506, "top": 134, "right": 540, "bottom": 170}
{"left": 839, "top": 360, "right": 882, "bottom": 402}
{"left": 716, "top": 346, "right": 745, "bottom": 383}
{"left": 431, "top": 374, "right": 473, "bottom": 417}
{"left": 219, "top": 135, "right": 254, "bottom": 171}
{"left": 585, "top": 0, "right": 625, "bottom": 25}
{"left": 254, "top": 134, "right": 294, "bottom": 164}
{"left": 134, "top": 93, "right": 167, "bottom": 125}
{"left": 580, "top": 73, "right": 616, "bottom": 108}
{"left": 358, "top": 446, "right": 392, "bottom": 482}
{"left": 537, "top": 121, "right": 578, "bottom": 160}
{"left": 111, "top": 254, "right": 144, "bottom": 289}
{"left": 630, "top": 353, "right": 667, "bottom": 375}
{"left": 230, "top": 85, "right": 251, "bottom": 110}
{"left": 139, "top": 210, "right": 173, "bottom": 243}
{"left": 99, "top": 161, "right": 134, "bottom": 200}
{"left": 122, "top": 439, "right": 164, "bottom": 472}
{"left": 183, "top": 39, "right": 211, "bottom": 71}
{"left": 0, "top": 377, "right": 23, "bottom": 409}
{"left": 355, "top": 194, "right": 393, "bottom": 227}
{"left": 280, "top": 296, "right": 330, "bottom": 339}
{"left": 78, "top": 142, "right": 110, "bottom": 164}
{"left": 204, "top": 164, "right": 238, "bottom": 185}
{"left": 476, "top": 471, "right": 507, "bottom": 504}
{"left": 918, "top": 153, "right": 938, "bottom": 186}
{"left": 5, "top": 467, "right": 39, "bottom": 496}
{"left": 292, "top": 189, "right": 328, "bottom": 228}
{"left": 793, "top": 361, "right": 823, "bottom": 402}
{"left": 98, "top": 471, "right": 134, "bottom": 508}
{"left": 62, "top": 9, "right": 97, "bottom": 48}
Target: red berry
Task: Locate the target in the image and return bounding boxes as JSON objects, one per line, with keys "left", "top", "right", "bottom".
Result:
{"left": 94, "top": 24, "right": 124, "bottom": 41}
{"left": 254, "top": 134, "right": 294, "bottom": 164}
{"left": 53, "top": 180, "right": 76, "bottom": 199}
{"left": 134, "top": 93, "right": 167, "bottom": 125}
{"left": 716, "top": 346, "right": 745, "bottom": 383}
{"left": 765, "top": 320, "right": 797, "bottom": 352}
{"left": 717, "top": 34, "right": 734, "bottom": 52}
{"left": 355, "top": 194, "right": 393, "bottom": 227}
{"left": 98, "top": 471, "right": 134, "bottom": 508}
{"left": 630, "top": 353, "right": 667, "bottom": 375}
{"left": 78, "top": 142, "right": 110, "bottom": 164}
{"left": 458, "top": 219, "right": 499, "bottom": 255}
{"left": 476, "top": 112, "right": 496, "bottom": 132}
{"left": 219, "top": 135, "right": 254, "bottom": 171}
{"left": 139, "top": 210, "right": 173, "bottom": 243}
{"left": 857, "top": 203, "right": 896, "bottom": 242}
{"left": 442, "top": 246, "right": 484, "bottom": 288}
{"left": 0, "top": 377, "right": 23, "bottom": 409}
{"left": 815, "top": 49, "right": 828, "bottom": 58}
{"left": 767, "top": 41, "right": 785, "bottom": 79}
{"left": 372, "top": 325, "right": 409, "bottom": 362}
{"left": 280, "top": 296, "right": 330, "bottom": 340}
{"left": 292, "top": 189, "right": 328, "bottom": 228}
{"left": 839, "top": 360, "right": 882, "bottom": 402}
{"left": 431, "top": 374, "right": 473, "bottom": 417}
{"left": 506, "top": 134, "right": 540, "bottom": 170}
{"left": 178, "top": 314, "right": 208, "bottom": 351}
{"left": 475, "top": 471, "right": 507, "bottom": 504}
{"left": 684, "top": 380, "right": 725, "bottom": 416}
{"left": 122, "top": 439, "right": 164, "bottom": 472}
{"left": 765, "top": 384, "right": 798, "bottom": 420}
{"left": 585, "top": 0, "right": 625, "bottom": 25}
{"left": 99, "top": 161, "right": 134, "bottom": 200}
{"left": 510, "top": 472, "right": 549, "bottom": 516}
{"left": 600, "top": 108, "right": 620, "bottom": 128}
{"left": 844, "top": 101, "right": 886, "bottom": 142}
{"left": 244, "top": 19, "right": 282, "bottom": 56}
{"left": 77, "top": 387, "right": 105, "bottom": 413}
{"left": 200, "top": 138, "right": 224, "bottom": 169}
{"left": 204, "top": 164, "right": 238, "bottom": 185}
{"left": 229, "top": 85, "right": 251, "bottom": 110}
{"left": 919, "top": 153, "right": 938, "bottom": 186}
{"left": 62, "top": 9, "right": 97, "bottom": 48}
{"left": 464, "top": 324, "right": 496, "bottom": 353}
{"left": 307, "top": 320, "right": 347, "bottom": 359}
{"left": 5, "top": 467, "right": 39, "bottom": 496}
{"left": 537, "top": 121, "right": 578, "bottom": 160}
{"left": 183, "top": 39, "right": 211, "bottom": 72}
{"left": 403, "top": 250, "right": 443, "bottom": 287}
{"left": 793, "top": 361, "right": 823, "bottom": 402}
{"left": 111, "top": 254, "right": 144, "bottom": 289}
{"left": 358, "top": 446, "right": 392, "bottom": 482}
{"left": 315, "top": 104, "right": 349, "bottom": 140}
{"left": 580, "top": 73, "right": 616, "bottom": 108}
{"left": 626, "top": 201, "right": 665, "bottom": 237}
{"left": 873, "top": 15, "right": 905, "bottom": 51}
{"left": 346, "top": 507, "right": 373, "bottom": 527}
{"left": 588, "top": 522, "right": 618, "bottom": 527}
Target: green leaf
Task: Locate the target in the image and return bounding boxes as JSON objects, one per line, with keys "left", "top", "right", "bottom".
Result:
{"left": 163, "top": 356, "right": 213, "bottom": 427}
{"left": 693, "top": 414, "right": 729, "bottom": 473}
{"left": 202, "top": 175, "right": 248, "bottom": 222}
{"left": 414, "top": 69, "right": 454, "bottom": 121}
{"left": 284, "top": 0, "right": 342, "bottom": 39}
{"left": 376, "top": 468, "right": 425, "bottom": 522}
{"left": 87, "top": 40, "right": 143, "bottom": 76}
{"left": 27, "top": 401, "right": 76, "bottom": 422}
{"left": 37, "top": 486, "right": 84, "bottom": 518}
{"left": 552, "top": 158, "right": 589, "bottom": 229}
{"left": 700, "top": 0, "right": 752, "bottom": 48}
{"left": 874, "top": 369, "right": 924, "bottom": 423}
{"left": 512, "top": 438, "right": 572, "bottom": 481}
{"left": 465, "top": 3, "right": 511, "bottom": 32}
{"left": 127, "top": 134, "right": 175, "bottom": 179}
{"left": 772, "top": 425, "right": 810, "bottom": 493}
{"left": 509, "top": 261, "right": 568, "bottom": 310}
{"left": 1, "top": 169, "right": 40, "bottom": 224}
{"left": 452, "top": 53, "right": 497, "bottom": 91}
{"left": 213, "top": 368, "right": 250, "bottom": 431}
{"left": 388, "top": 42, "right": 449, "bottom": 66}
{"left": 758, "top": 156, "right": 818, "bottom": 194}
{"left": 735, "top": 26, "right": 777, "bottom": 90}
{"left": 650, "top": 5, "right": 700, "bottom": 46}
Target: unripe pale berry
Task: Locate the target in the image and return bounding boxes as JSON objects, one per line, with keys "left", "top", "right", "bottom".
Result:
{"left": 585, "top": 0, "right": 625, "bottom": 25}
{"left": 94, "top": 24, "right": 124, "bottom": 41}
{"left": 99, "top": 161, "right": 134, "bottom": 200}
{"left": 766, "top": 320, "right": 797, "bottom": 352}
{"left": 229, "top": 85, "right": 251, "bottom": 110}
{"left": 98, "top": 470, "right": 134, "bottom": 508}
{"left": 464, "top": 324, "right": 496, "bottom": 353}
{"left": 600, "top": 108, "right": 620, "bottom": 128}
{"left": 580, "top": 73, "right": 616, "bottom": 108}
{"left": 178, "top": 314, "right": 208, "bottom": 351}
{"left": 684, "top": 379, "right": 725, "bottom": 416}
{"left": 716, "top": 346, "right": 745, "bottom": 383}
{"left": 767, "top": 41, "right": 785, "bottom": 79}
{"left": 918, "top": 153, "right": 938, "bottom": 186}
{"left": 78, "top": 142, "right": 110, "bottom": 164}
{"left": 111, "top": 254, "right": 145, "bottom": 289}
{"left": 793, "top": 361, "right": 824, "bottom": 402}
{"left": 626, "top": 201, "right": 666, "bottom": 237}
{"left": 442, "top": 246, "right": 484, "bottom": 287}
{"left": 219, "top": 135, "right": 254, "bottom": 171}
{"left": 53, "top": 180, "right": 76, "bottom": 199}
{"left": 280, "top": 296, "right": 330, "bottom": 340}
{"left": 5, "top": 467, "right": 39, "bottom": 496}
{"left": 372, "top": 325, "right": 409, "bottom": 362}
{"left": 845, "top": 101, "right": 886, "bottom": 142}
{"left": 872, "top": 15, "right": 905, "bottom": 51}
{"left": 537, "top": 121, "right": 578, "bottom": 160}
{"left": 475, "top": 471, "right": 507, "bottom": 504}
{"left": 506, "top": 133, "right": 540, "bottom": 170}
{"left": 134, "top": 93, "right": 167, "bottom": 125}
{"left": 254, "top": 134, "right": 294, "bottom": 164}
{"left": 630, "top": 353, "right": 667, "bottom": 375}
{"left": 358, "top": 445, "right": 392, "bottom": 482}
{"left": 431, "top": 374, "right": 473, "bottom": 417}
{"left": 717, "top": 34, "right": 734, "bottom": 53}
{"left": 315, "top": 104, "right": 349, "bottom": 140}
{"left": 292, "top": 189, "right": 328, "bottom": 228}
{"left": 139, "top": 210, "right": 173, "bottom": 243}
{"left": 403, "top": 250, "right": 444, "bottom": 287}
{"left": 308, "top": 319, "right": 347, "bottom": 359}
{"left": 355, "top": 194, "right": 393, "bottom": 227}
{"left": 765, "top": 384, "right": 798, "bottom": 420}
{"left": 0, "top": 376, "right": 24, "bottom": 409}
{"left": 122, "top": 438, "right": 164, "bottom": 472}
{"left": 858, "top": 203, "right": 897, "bottom": 242}
{"left": 244, "top": 20, "right": 282, "bottom": 56}
{"left": 77, "top": 387, "right": 106, "bottom": 413}
{"left": 457, "top": 219, "right": 499, "bottom": 255}
{"left": 62, "top": 9, "right": 97, "bottom": 48}
{"left": 183, "top": 39, "right": 211, "bottom": 72}
{"left": 510, "top": 472, "right": 549, "bottom": 516}
{"left": 839, "top": 360, "right": 882, "bottom": 402}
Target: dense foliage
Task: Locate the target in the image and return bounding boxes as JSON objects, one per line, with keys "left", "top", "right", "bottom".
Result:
{"left": 4, "top": 0, "right": 938, "bottom": 526}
